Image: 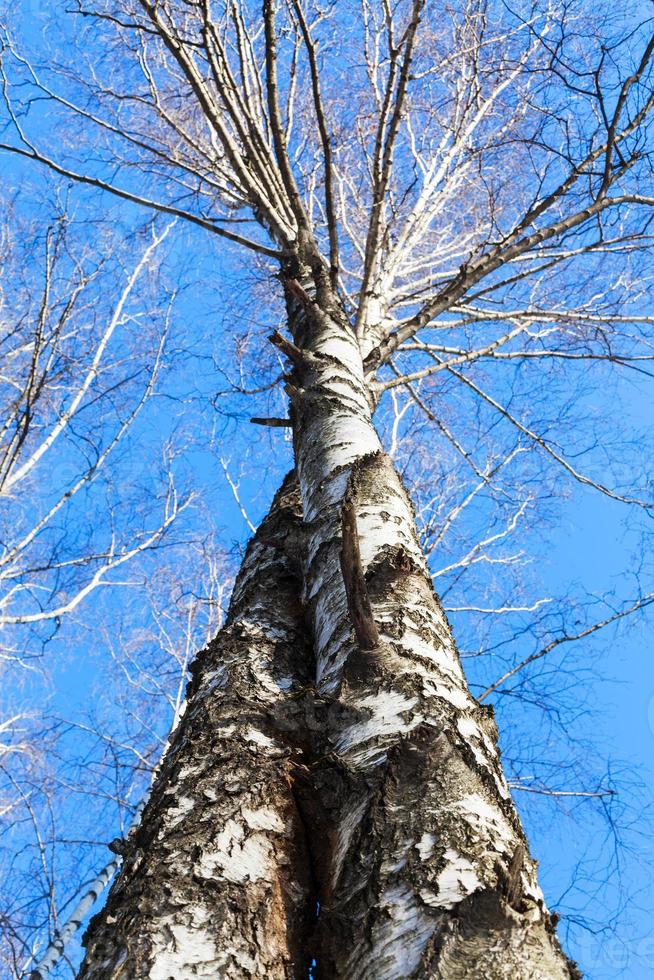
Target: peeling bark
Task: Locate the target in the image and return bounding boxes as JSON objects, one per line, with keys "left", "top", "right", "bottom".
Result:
{"left": 78, "top": 475, "right": 316, "bottom": 980}
{"left": 282, "top": 268, "right": 579, "bottom": 979}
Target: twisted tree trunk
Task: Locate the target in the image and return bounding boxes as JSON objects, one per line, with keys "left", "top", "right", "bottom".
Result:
{"left": 79, "top": 273, "right": 580, "bottom": 978}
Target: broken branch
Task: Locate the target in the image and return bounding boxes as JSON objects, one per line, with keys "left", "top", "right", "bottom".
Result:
{"left": 250, "top": 416, "right": 292, "bottom": 427}
{"left": 340, "top": 492, "right": 379, "bottom": 651}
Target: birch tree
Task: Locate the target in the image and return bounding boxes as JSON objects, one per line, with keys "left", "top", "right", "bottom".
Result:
{"left": 2, "top": 0, "right": 654, "bottom": 977}
{"left": 0, "top": 211, "right": 183, "bottom": 635}
{"left": 0, "top": 200, "right": 201, "bottom": 975}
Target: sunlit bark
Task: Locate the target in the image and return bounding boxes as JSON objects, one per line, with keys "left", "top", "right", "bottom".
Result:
{"left": 78, "top": 475, "right": 315, "bottom": 979}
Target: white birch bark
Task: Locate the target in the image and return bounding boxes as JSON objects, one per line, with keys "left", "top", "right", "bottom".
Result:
{"left": 77, "top": 475, "right": 315, "bottom": 980}
{"left": 282, "top": 267, "right": 580, "bottom": 979}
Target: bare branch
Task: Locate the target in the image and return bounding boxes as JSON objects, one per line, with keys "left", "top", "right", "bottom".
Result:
{"left": 479, "top": 593, "right": 654, "bottom": 701}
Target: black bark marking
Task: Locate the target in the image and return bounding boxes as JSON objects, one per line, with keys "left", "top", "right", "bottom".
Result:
{"left": 502, "top": 843, "right": 526, "bottom": 911}
{"left": 250, "top": 416, "right": 292, "bottom": 427}
{"left": 340, "top": 491, "right": 380, "bottom": 651}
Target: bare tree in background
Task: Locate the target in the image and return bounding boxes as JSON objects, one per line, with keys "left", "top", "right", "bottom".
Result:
{"left": 0, "top": 209, "right": 184, "bottom": 634}
{"left": 0, "top": 202, "right": 203, "bottom": 974}
{"left": 2, "top": 0, "right": 654, "bottom": 976}
{"left": 2, "top": 536, "right": 232, "bottom": 980}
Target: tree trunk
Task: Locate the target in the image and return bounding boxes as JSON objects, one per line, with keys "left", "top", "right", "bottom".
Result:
{"left": 281, "top": 270, "right": 580, "bottom": 979}
{"left": 79, "top": 474, "right": 316, "bottom": 979}
{"left": 79, "top": 274, "right": 580, "bottom": 979}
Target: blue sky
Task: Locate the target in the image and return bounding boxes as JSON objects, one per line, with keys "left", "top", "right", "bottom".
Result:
{"left": 525, "top": 482, "right": 654, "bottom": 978}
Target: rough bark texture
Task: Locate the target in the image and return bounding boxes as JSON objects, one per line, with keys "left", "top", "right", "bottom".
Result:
{"left": 282, "top": 266, "right": 580, "bottom": 979}
{"left": 78, "top": 475, "right": 315, "bottom": 979}
{"left": 78, "top": 270, "right": 580, "bottom": 979}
